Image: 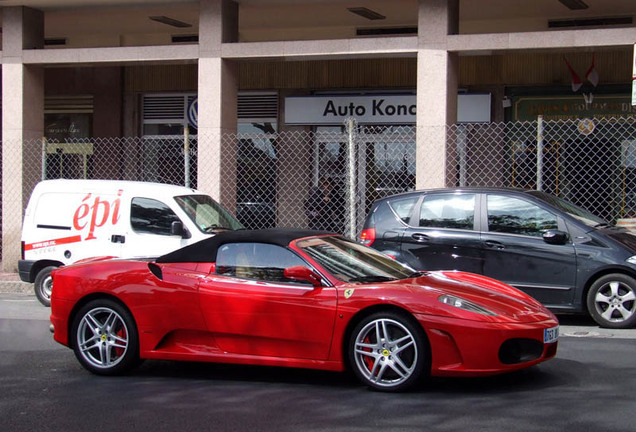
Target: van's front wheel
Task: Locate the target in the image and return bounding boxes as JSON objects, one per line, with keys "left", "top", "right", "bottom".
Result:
{"left": 34, "top": 266, "right": 56, "bottom": 307}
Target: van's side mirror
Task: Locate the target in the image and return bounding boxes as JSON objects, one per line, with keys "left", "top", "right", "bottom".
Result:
{"left": 171, "top": 221, "right": 191, "bottom": 239}
{"left": 284, "top": 265, "right": 322, "bottom": 287}
{"left": 543, "top": 229, "right": 568, "bottom": 245}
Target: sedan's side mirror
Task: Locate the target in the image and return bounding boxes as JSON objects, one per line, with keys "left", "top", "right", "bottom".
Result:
{"left": 284, "top": 265, "right": 322, "bottom": 287}
{"left": 543, "top": 229, "right": 569, "bottom": 245}
{"left": 171, "top": 221, "right": 191, "bottom": 239}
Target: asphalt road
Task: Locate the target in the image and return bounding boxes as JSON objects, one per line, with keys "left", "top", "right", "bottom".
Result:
{"left": 1, "top": 292, "right": 635, "bottom": 432}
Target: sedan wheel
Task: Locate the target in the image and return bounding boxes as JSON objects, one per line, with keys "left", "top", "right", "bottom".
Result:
{"left": 587, "top": 274, "right": 636, "bottom": 329}
{"left": 71, "top": 299, "right": 139, "bottom": 375}
{"left": 349, "top": 312, "right": 428, "bottom": 392}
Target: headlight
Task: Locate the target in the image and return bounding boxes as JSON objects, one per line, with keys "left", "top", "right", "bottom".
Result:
{"left": 438, "top": 294, "right": 497, "bottom": 316}
{"left": 627, "top": 256, "right": 636, "bottom": 265}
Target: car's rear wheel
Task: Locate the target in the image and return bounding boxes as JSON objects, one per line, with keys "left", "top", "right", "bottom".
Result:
{"left": 348, "top": 311, "right": 428, "bottom": 392}
{"left": 34, "top": 266, "right": 56, "bottom": 307}
{"left": 587, "top": 274, "right": 636, "bottom": 329}
{"left": 71, "top": 299, "right": 139, "bottom": 375}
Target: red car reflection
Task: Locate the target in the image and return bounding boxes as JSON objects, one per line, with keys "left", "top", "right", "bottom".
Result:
{"left": 50, "top": 229, "right": 558, "bottom": 392}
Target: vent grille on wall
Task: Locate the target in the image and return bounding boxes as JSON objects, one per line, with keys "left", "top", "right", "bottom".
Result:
{"left": 143, "top": 95, "right": 187, "bottom": 120}
{"left": 238, "top": 93, "right": 279, "bottom": 119}
{"left": 45, "top": 95, "right": 94, "bottom": 114}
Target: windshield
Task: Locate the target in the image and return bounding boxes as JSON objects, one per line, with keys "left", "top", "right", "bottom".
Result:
{"left": 526, "top": 190, "right": 607, "bottom": 228}
{"left": 296, "top": 236, "right": 415, "bottom": 283}
{"left": 174, "top": 194, "right": 244, "bottom": 233}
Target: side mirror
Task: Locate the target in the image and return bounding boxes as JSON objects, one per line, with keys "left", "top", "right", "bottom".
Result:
{"left": 284, "top": 265, "right": 322, "bottom": 287}
{"left": 543, "top": 229, "right": 568, "bottom": 245}
{"left": 171, "top": 221, "right": 191, "bottom": 239}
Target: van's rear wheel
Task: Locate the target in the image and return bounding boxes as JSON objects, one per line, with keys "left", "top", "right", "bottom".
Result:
{"left": 34, "top": 266, "right": 56, "bottom": 307}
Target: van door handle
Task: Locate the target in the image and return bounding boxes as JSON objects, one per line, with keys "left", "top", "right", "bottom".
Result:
{"left": 111, "top": 235, "right": 126, "bottom": 244}
{"left": 411, "top": 233, "right": 429, "bottom": 242}
{"left": 484, "top": 240, "right": 504, "bottom": 250}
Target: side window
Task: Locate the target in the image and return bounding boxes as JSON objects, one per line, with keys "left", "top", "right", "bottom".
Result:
{"left": 487, "top": 195, "right": 558, "bottom": 237}
{"left": 388, "top": 196, "right": 418, "bottom": 225}
{"left": 216, "top": 242, "right": 311, "bottom": 284}
{"left": 418, "top": 193, "right": 475, "bottom": 230}
{"left": 131, "top": 197, "right": 181, "bottom": 235}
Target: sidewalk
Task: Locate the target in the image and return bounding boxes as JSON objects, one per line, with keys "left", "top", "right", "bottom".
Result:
{"left": 0, "top": 272, "right": 32, "bottom": 294}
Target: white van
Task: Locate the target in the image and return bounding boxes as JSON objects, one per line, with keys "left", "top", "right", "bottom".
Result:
{"left": 19, "top": 179, "right": 243, "bottom": 306}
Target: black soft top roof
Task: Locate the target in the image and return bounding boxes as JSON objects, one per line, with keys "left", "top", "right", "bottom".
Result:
{"left": 156, "top": 228, "right": 331, "bottom": 263}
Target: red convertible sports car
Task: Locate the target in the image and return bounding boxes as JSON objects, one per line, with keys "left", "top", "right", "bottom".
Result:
{"left": 50, "top": 229, "right": 559, "bottom": 391}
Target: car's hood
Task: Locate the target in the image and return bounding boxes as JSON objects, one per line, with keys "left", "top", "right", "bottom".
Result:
{"left": 374, "top": 271, "right": 554, "bottom": 323}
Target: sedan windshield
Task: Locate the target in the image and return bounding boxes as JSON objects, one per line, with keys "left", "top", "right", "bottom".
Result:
{"left": 174, "top": 194, "right": 244, "bottom": 232}
{"left": 527, "top": 190, "right": 607, "bottom": 228}
{"left": 296, "top": 236, "right": 415, "bottom": 283}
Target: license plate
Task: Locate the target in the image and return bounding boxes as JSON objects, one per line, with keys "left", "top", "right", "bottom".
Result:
{"left": 544, "top": 326, "right": 559, "bottom": 344}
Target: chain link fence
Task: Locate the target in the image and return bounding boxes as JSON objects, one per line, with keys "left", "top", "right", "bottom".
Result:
{"left": 3, "top": 115, "right": 635, "bottom": 260}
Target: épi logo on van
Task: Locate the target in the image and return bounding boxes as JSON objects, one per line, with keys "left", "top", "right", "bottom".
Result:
{"left": 72, "top": 190, "right": 123, "bottom": 240}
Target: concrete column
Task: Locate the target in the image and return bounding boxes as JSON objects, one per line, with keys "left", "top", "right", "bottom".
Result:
{"left": 197, "top": 0, "right": 239, "bottom": 210}
{"left": 416, "top": 0, "right": 459, "bottom": 189}
{"left": 2, "top": 7, "right": 44, "bottom": 272}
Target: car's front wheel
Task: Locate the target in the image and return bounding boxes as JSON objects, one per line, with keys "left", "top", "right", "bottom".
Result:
{"left": 587, "top": 274, "right": 636, "bottom": 329}
{"left": 71, "top": 299, "right": 139, "bottom": 375}
{"left": 348, "top": 311, "right": 429, "bottom": 392}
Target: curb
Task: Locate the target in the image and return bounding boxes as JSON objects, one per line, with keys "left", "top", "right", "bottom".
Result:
{"left": 0, "top": 274, "right": 33, "bottom": 294}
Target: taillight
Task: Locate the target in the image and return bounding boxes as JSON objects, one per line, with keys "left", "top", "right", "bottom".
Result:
{"left": 359, "top": 228, "right": 376, "bottom": 246}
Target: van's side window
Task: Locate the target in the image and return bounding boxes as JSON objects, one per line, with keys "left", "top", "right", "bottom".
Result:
{"left": 131, "top": 197, "right": 181, "bottom": 236}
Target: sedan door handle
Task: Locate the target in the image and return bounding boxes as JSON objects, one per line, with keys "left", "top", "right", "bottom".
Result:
{"left": 411, "top": 233, "right": 429, "bottom": 242}
{"left": 484, "top": 240, "right": 504, "bottom": 250}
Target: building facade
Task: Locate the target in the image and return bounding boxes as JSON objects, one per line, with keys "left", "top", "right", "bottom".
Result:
{"left": 1, "top": 0, "right": 635, "bottom": 271}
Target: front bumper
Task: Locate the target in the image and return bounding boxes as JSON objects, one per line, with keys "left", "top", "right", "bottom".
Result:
{"left": 417, "top": 314, "right": 558, "bottom": 377}
{"left": 18, "top": 260, "right": 35, "bottom": 283}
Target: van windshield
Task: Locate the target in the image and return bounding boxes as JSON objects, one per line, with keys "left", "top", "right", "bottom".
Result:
{"left": 174, "top": 195, "right": 244, "bottom": 233}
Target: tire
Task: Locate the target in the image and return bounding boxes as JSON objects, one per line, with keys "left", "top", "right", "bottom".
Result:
{"left": 34, "top": 266, "right": 57, "bottom": 307}
{"left": 587, "top": 274, "right": 636, "bottom": 329}
{"left": 348, "top": 311, "right": 429, "bottom": 392}
{"left": 71, "top": 299, "right": 140, "bottom": 375}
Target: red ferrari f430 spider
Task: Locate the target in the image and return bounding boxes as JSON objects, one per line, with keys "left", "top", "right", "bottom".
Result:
{"left": 50, "top": 229, "right": 558, "bottom": 391}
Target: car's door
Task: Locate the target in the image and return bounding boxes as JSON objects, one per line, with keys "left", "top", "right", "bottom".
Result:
{"left": 197, "top": 242, "right": 337, "bottom": 360}
{"left": 480, "top": 193, "right": 577, "bottom": 307}
{"left": 122, "top": 197, "right": 190, "bottom": 257}
{"left": 400, "top": 192, "right": 484, "bottom": 273}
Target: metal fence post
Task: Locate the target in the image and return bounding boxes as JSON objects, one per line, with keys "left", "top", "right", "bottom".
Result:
{"left": 41, "top": 137, "right": 47, "bottom": 180}
{"left": 184, "top": 125, "right": 190, "bottom": 188}
{"left": 537, "top": 115, "right": 544, "bottom": 191}
{"left": 345, "top": 118, "right": 357, "bottom": 239}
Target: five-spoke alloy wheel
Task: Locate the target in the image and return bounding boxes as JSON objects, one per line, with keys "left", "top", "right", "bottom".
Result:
{"left": 71, "top": 299, "right": 139, "bottom": 375}
{"left": 587, "top": 273, "right": 636, "bottom": 329}
{"left": 349, "top": 311, "right": 428, "bottom": 392}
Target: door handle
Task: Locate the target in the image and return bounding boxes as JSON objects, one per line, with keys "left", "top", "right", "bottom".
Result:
{"left": 411, "top": 233, "right": 429, "bottom": 242}
{"left": 111, "top": 235, "right": 126, "bottom": 244}
{"left": 484, "top": 240, "right": 504, "bottom": 250}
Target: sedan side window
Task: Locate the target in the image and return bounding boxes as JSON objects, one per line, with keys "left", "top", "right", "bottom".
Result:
{"left": 418, "top": 194, "right": 475, "bottom": 230}
{"left": 216, "top": 242, "right": 311, "bottom": 284}
{"left": 131, "top": 197, "right": 181, "bottom": 236}
{"left": 487, "top": 195, "right": 557, "bottom": 237}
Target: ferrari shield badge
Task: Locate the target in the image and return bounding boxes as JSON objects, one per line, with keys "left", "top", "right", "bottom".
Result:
{"left": 344, "top": 288, "right": 355, "bottom": 299}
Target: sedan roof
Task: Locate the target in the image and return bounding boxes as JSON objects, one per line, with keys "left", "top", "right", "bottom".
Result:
{"left": 156, "top": 228, "right": 330, "bottom": 263}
